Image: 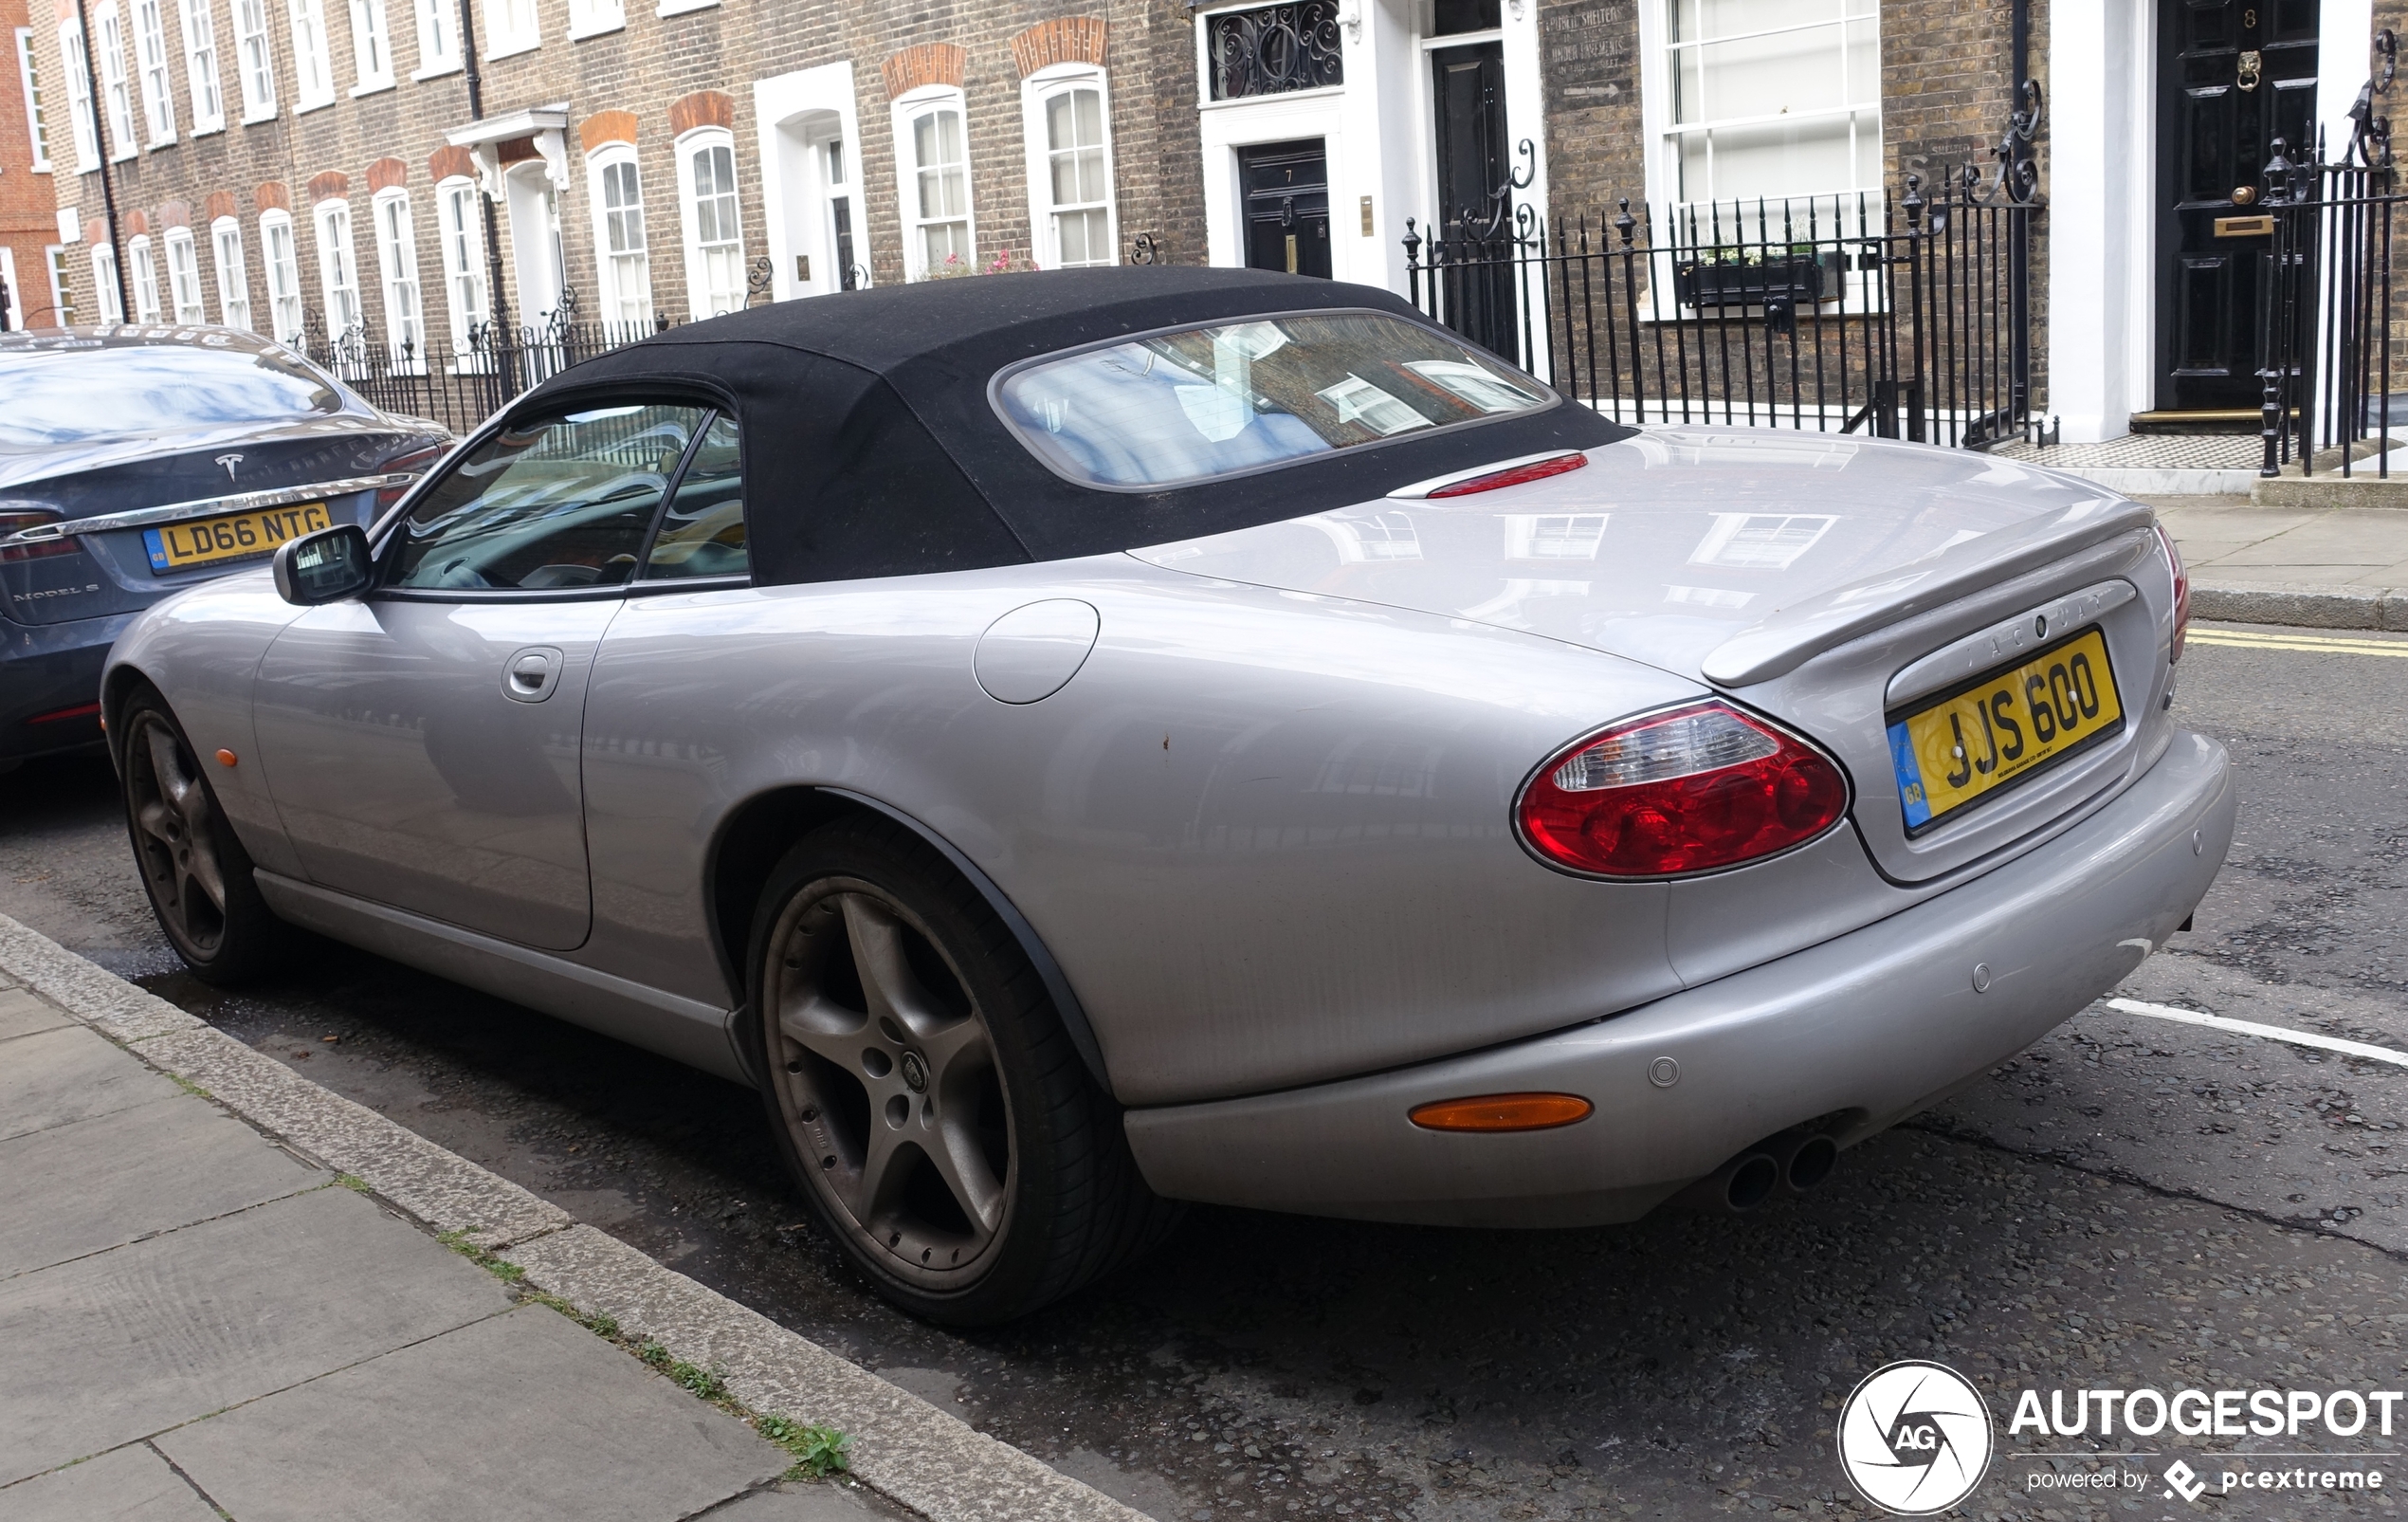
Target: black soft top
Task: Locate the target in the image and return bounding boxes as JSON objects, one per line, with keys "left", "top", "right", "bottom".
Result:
{"left": 527, "top": 266, "right": 1627, "bottom": 586}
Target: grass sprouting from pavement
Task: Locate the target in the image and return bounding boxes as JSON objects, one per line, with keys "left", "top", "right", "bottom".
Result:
{"left": 757, "top": 1415, "right": 853, "bottom": 1479}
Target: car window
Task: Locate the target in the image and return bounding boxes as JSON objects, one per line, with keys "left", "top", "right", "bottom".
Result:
{"left": 641, "top": 413, "right": 746, "bottom": 581}
{"left": 992, "top": 311, "right": 1554, "bottom": 490}
{"left": 389, "top": 404, "right": 708, "bottom": 592}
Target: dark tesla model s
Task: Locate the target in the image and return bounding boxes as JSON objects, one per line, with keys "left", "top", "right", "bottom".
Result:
{"left": 0, "top": 325, "right": 448, "bottom": 769}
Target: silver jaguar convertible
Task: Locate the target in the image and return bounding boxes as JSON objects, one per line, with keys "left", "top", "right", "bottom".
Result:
{"left": 101, "top": 267, "right": 2234, "bottom": 1323}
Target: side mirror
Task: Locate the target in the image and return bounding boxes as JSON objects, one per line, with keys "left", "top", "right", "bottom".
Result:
{"left": 271, "top": 523, "right": 374, "bottom": 605}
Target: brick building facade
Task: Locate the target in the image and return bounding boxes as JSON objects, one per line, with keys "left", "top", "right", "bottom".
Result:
{"left": 16, "top": 0, "right": 2408, "bottom": 448}
{"left": 3, "top": 0, "right": 62, "bottom": 327}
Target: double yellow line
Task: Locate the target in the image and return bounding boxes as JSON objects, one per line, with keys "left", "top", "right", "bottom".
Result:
{"left": 2189, "top": 628, "right": 2408, "bottom": 657}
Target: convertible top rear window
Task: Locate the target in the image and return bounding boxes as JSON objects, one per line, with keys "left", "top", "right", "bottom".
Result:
{"left": 994, "top": 311, "right": 1554, "bottom": 489}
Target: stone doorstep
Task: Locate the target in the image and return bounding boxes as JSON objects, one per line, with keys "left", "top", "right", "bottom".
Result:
{"left": 0, "top": 912, "right": 1149, "bottom": 1522}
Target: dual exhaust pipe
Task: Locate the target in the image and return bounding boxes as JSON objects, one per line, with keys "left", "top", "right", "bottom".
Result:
{"left": 1673, "top": 1124, "right": 1841, "bottom": 1214}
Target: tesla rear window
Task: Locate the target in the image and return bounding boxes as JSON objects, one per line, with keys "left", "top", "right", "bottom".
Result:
{"left": 993, "top": 311, "right": 1554, "bottom": 489}
{"left": 0, "top": 343, "right": 342, "bottom": 449}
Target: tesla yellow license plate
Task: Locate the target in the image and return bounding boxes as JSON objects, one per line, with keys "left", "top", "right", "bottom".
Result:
{"left": 143, "top": 503, "right": 332, "bottom": 574}
{"left": 1887, "top": 627, "right": 2125, "bottom": 833}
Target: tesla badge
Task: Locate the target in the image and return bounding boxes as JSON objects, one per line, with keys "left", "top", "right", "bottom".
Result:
{"left": 215, "top": 453, "right": 245, "bottom": 482}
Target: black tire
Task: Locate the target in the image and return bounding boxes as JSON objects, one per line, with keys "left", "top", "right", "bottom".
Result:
{"left": 118, "top": 684, "right": 284, "bottom": 984}
{"left": 745, "top": 815, "right": 1177, "bottom": 1324}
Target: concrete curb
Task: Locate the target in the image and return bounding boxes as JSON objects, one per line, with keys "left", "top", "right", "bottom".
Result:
{"left": 0, "top": 911, "right": 1148, "bottom": 1522}
{"left": 2192, "top": 579, "right": 2408, "bottom": 632}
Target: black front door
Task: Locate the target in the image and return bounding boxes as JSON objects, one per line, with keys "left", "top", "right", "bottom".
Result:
{"left": 1431, "top": 40, "right": 1515, "bottom": 356}
{"left": 2157, "top": 0, "right": 2319, "bottom": 412}
{"left": 1239, "top": 139, "right": 1331, "bottom": 278}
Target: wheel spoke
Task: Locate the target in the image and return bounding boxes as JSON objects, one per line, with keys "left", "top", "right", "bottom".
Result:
{"left": 839, "top": 894, "right": 947, "bottom": 1037}
{"left": 135, "top": 798, "right": 178, "bottom": 847}
{"left": 848, "top": 1108, "right": 917, "bottom": 1224}
{"left": 776, "top": 994, "right": 870, "bottom": 1067}
{"left": 922, "top": 1109, "right": 1005, "bottom": 1235}
{"left": 184, "top": 835, "right": 228, "bottom": 912}
{"left": 919, "top": 1015, "right": 990, "bottom": 1097}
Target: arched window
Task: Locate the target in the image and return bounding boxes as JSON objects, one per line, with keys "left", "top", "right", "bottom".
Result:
{"left": 370, "top": 187, "right": 424, "bottom": 359}
{"left": 1022, "top": 66, "right": 1115, "bottom": 268}
{"left": 586, "top": 143, "right": 652, "bottom": 328}
{"left": 127, "top": 232, "right": 160, "bottom": 321}
{"left": 314, "top": 196, "right": 360, "bottom": 333}
{"left": 162, "top": 225, "right": 206, "bottom": 321}
{"left": 675, "top": 128, "right": 744, "bottom": 319}
{"left": 211, "top": 216, "right": 252, "bottom": 329}
{"left": 890, "top": 86, "right": 970, "bottom": 281}
{"left": 90, "top": 243, "right": 125, "bottom": 322}
{"left": 260, "top": 208, "right": 302, "bottom": 341}
{"left": 435, "top": 175, "right": 486, "bottom": 353}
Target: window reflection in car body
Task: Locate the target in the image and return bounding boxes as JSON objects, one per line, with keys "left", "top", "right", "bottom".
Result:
{"left": 390, "top": 403, "right": 709, "bottom": 592}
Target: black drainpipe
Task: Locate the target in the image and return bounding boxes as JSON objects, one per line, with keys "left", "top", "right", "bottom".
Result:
{"left": 72, "top": 0, "right": 128, "bottom": 321}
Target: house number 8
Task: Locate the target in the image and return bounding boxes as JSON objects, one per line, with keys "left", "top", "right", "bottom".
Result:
{"left": 2243, "top": 8, "right": 2256, "bottom": 26}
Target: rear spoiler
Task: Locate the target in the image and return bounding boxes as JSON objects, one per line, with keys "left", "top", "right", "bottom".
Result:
{"left": 1701, "top": 495, "right": 2160, "bottom": 688}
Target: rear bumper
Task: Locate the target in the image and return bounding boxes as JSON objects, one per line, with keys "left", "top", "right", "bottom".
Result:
{"left": 0, "top": 612, "right": 127, "bottom": 762}
{"left": 1123, "top": 728, "right": 2236, "bottom": 1226}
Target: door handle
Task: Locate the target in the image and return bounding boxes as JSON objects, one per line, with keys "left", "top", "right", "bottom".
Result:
{"left": 502, "top": 645, "right": 564, "bottom": 704}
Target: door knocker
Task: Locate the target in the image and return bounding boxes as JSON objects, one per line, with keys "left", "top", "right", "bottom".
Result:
{"left": 2237, "top": 49, "right": 2263, "bottom": 92}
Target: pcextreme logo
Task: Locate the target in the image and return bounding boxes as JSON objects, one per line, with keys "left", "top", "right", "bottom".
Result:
{"left": 1835, "top": 1360, "right": 1996, "bottom": 1515}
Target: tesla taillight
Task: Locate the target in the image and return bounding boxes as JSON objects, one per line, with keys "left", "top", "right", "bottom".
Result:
{"left": 2155, "top": 523, "right": 2190, "bottom": 663}
{"left": 0, "top": 508, "right": 74, "bottom": 565}
{"left": 1516, "top": 702, "right": 1850, "bottom": 877}
{"left": 376, "top": 442, "right": 450, "bottom": 509}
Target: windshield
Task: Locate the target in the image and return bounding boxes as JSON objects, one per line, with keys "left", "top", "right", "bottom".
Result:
{"left": 0, "top": 340, "right": 344, "bottom": 449}
{"left": 993, "top": 311, "right": 1554, "bottom": 489}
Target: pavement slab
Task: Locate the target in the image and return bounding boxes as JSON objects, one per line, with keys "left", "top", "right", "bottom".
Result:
{"left": 703, "top": 1480, "right": 918, "bottom": 1519}
{"left": 155, "top": 1305, "right": 784, "bottom": 1522}
{"left": 0, "top": 1095, "right": 323, "bottom": 1280}
{"left": 0, "top": 1024, "right": 183, "bottom": 1144}
{"left": 0, "top": 1184, "right": 509, "bottom": 1486}
{"left": 0, "top": 1442, "right": 223, "bottom": 1522}
{"left": 502, "top": 1224, "right": 1148, "bottom": 1522}
{"left": 137, "top": 1022, "right": 571, "bottom": 1251}
{"left": 0, "top": 986, "right": 72, "bottom": 1042}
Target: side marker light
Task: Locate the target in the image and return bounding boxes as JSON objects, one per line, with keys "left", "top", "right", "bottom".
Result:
{"left": 1409, "top": 1092, "right": 1594, "bottom": 1132}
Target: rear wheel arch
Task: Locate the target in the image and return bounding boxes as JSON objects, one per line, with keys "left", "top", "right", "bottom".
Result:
{"left": 703, "top": 786, "right": 1113, "bottom": 1098}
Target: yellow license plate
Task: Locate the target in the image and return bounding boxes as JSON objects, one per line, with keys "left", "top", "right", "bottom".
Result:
{"left": 143, "top": 503, "right": 333, "bottom": 573}
{"left": 1888, "top": 628, "right": 2125, "bottom": 832}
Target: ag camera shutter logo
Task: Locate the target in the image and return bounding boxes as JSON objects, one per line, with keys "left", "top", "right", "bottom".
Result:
{"left": 1836, "top": 1360, "right": 1995, "bottom": 1514}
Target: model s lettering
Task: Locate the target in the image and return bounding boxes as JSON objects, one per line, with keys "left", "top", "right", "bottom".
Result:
{"left": 102, "top": 269, "right": 2232, "bottom": 1323}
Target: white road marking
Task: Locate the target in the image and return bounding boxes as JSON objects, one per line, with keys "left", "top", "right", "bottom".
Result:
{"left": 2102, "top": 997, "right": 2408, "bottom": 1069}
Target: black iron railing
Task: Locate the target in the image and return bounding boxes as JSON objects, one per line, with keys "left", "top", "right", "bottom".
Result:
{"left": 2257, "top": 31, "right": 2406, "bottom": 478}
{"left": 301, "top": 293, "right": 667, "bottom": 435}
{"left": 1406, "top": 87, "right": 2046, "bottom": 451}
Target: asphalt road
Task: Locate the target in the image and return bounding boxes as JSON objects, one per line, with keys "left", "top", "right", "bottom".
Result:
{"left": 6, "top": 621, "right": 2405, "bottom": 1522}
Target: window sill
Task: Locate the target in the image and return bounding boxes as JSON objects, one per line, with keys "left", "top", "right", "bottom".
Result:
{"left": 293, "top": 94, "right": 336, "bottom": 114}
{"left": 144, "top": 134, "right": 175, "bottom": 150}
{"left": 567, "top": 16, "right": 624, "bottom": 38}
{"left": 655, "top": 0, "right": 717, "bottom": 18}
{"left": 109, "top": 149, "right": 138, "bottom": 163}
{"left": 30, "top": 163, "right": 52, "bottom": 174}
{"left": 482, "top": 36, "right": 538, "bottom": 59}
{"left": 191, "top": 119, "right": 224, "bottom": 136}
{"left": 410, "top": 58, "right": 461, "bottom": 79}
{"left": 241, "top": 104, "right": 278, "bottom": 123}
{"left": 349, "top": 78, "right": 394, "bottom": 97}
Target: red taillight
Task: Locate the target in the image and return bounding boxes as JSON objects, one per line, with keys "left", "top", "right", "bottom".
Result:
{"left": 375, "top": 442, "right": 449, "bottom": 509}
{"left": 0, "top": 509, "right": 76, "bottom": 564}
{"left": 2155, "top": 523, "right": 2190, "bottom": 663}
{"left": 1516, "top": 702, "right": 1850, "bottom": 877}
{"left": 1426, "top": 451, "right": 1588, "bottom": 499}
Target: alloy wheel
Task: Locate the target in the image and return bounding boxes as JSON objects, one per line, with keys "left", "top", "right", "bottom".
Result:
{"left": 125, "top": 711, "right": 231, "bottom": 956}
{"left": 764, "top": 880, "right": 1014, "bottom": 1288}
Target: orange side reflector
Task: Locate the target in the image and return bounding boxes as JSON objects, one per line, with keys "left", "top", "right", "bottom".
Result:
{"left": 1409, "top": 1092, "right": 1594, "bottom": 1132}
{"left": 215, "top": 748, "right": 238, "bottom": 767}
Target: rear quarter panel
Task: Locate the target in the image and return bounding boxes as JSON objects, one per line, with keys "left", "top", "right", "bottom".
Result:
{"left": 577, "top": 555, "right": 1714, "bottom": 1106}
